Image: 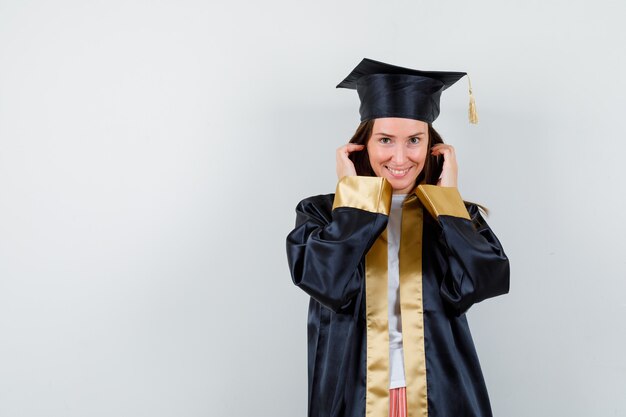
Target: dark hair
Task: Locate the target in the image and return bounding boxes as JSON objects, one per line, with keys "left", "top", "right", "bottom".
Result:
{"left": 347, "top": 119, "right": 445, "bottom": 186}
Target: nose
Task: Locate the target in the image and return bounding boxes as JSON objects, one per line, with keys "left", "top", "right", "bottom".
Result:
{"left": 392, "top": 144, "right": 407, "bottom": 164}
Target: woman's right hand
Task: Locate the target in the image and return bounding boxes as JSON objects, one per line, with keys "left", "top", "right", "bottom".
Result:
{"left": 336, "top": 143, "right": 365, "bottom": 179}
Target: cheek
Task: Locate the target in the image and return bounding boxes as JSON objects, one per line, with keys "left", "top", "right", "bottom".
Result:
{"left": 409, "top": 147, "right": 427, "bottom": 165}
{"left": 367, "top": 144, "right": 385, "bottom": 166}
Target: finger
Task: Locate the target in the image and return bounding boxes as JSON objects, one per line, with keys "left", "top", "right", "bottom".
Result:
{"left": 337, "top": 143, "right": 364, "bottom": 153}
{"left": 432, "top": 150, "right": 454, "bottom": 157}
{"left": 431, "top": 144, "right": 454, "bottom": 152}
{"left": 431, "top": 146, "right": 455, "bottom": 157}
{"left": 344, "top": 144, "right": 365, "bottom": 155}
{"left": 345, "top": 143, "right": 365, "bottom": 150}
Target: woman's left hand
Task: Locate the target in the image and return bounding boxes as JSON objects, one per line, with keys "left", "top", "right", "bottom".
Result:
{"left": 431, "top": 143, "right": 458, "bottom": 187}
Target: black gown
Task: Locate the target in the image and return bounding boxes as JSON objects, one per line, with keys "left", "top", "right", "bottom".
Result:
{"left": 286, "top": 176, "right": 510, "bottom": 417}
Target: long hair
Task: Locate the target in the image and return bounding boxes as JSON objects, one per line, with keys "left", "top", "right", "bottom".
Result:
{"left": 347, "top": 120, "right": 445, "bottom": 186}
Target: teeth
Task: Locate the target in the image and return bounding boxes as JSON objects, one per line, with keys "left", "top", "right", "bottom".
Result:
{"left": 387, "top": 167, "right": 409, "bottom": 175}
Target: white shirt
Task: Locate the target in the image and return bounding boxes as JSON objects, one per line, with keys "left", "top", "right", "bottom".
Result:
{"left": 388, "top": 194, "right": 406, "bottom": 389}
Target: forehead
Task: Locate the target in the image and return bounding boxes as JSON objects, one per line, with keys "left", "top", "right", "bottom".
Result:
{"left": 372, "top": 117, "right": 428, "bottom": 134}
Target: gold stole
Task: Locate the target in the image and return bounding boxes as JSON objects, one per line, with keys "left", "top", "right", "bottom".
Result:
{"left": 364, "top": 195, "right": 428, "bottom": 417}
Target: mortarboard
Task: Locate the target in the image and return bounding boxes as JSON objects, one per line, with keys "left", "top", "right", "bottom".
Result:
{"left": 336, "top": 57, "right": 478, "bottom": 124}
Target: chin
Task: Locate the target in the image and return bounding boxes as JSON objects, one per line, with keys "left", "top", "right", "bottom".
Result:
{"left": 387, "top": 178, "right": 418, "bottom": 193}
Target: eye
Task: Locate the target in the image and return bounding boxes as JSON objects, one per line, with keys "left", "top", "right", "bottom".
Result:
{"left": 408, "top": 137, "right": 420, "bottom": 144}
{"left": 379, "top": 137, "right": 391, "bottom": 144}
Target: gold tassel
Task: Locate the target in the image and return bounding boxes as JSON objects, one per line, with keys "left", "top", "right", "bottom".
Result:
{"left": 467, "top": 74, "right": 479, "bottom": 124}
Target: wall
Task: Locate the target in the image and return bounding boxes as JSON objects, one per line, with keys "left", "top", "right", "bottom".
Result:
{"left": 1, "top": 0, "right": 624, "bottom": 415}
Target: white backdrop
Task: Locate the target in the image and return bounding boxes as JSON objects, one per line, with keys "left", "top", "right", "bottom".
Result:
{"left": 1, "top": 0, "right": 625, "bottom": 416}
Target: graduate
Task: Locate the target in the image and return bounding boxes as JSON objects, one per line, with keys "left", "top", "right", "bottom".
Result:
{"left": 286, "top": 58, "right": 510, "bottom": 417}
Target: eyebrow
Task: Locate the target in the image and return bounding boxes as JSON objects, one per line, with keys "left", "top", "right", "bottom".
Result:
{"left": 373, "top": 132, "right": 425, "bottom": 138}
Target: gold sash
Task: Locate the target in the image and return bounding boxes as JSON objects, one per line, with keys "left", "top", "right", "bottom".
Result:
{"left": 364, "top": 195, "right": 428, "bottom": 417}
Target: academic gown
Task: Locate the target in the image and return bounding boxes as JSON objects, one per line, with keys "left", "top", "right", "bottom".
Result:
{"left": 285, "top": 176, "right": 510, "bottom": 417}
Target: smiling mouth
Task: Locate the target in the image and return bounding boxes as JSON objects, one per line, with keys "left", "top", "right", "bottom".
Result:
{"left": 385, "top": 165, "right": 412, "bottom": 177}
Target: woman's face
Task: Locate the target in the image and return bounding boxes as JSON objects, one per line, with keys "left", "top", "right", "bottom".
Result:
{"left": 367, "top": 117, "right": 429, "bottom": 194}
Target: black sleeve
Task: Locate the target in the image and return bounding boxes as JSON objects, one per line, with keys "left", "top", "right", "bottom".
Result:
{"left": 286, "top": 176, "right": 392, "bottom": 313}
{"left": 416, "top": 184, "right": 510, "bottom": 316}
{"left": 438, "top": 204, "right": 510, "bottom": 316}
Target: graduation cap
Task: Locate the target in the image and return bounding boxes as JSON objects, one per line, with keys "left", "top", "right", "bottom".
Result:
{"left": 336, "top": 58, "right": 478, "bottom": 124}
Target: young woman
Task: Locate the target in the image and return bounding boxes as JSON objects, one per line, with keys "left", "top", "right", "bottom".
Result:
{"left": 286, "top": 58, "right": 510, "bottom": 417}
